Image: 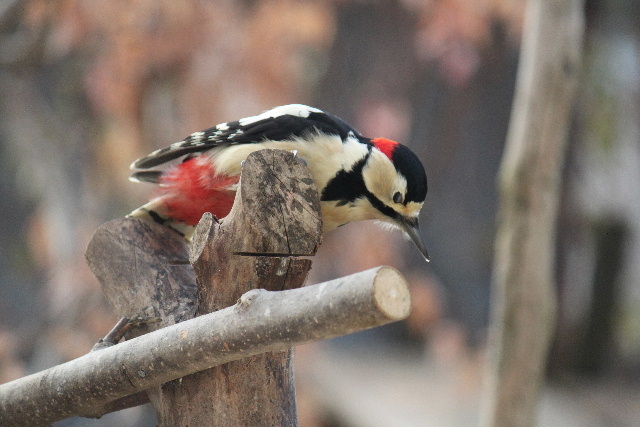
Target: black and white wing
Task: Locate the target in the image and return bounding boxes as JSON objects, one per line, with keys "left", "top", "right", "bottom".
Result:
{"left": 130, "top": 104, "right": 358, "bottom": 172}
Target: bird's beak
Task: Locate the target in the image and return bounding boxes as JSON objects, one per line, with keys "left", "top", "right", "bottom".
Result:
{"left": 400, "top": 217, "right": 430, "bottom": 262}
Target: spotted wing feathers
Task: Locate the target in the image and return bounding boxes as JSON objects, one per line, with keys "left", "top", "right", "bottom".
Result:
{"left": 130, "top": 104, "right": 358, "bottom": 171}
{"left": 130, "top": 125, "right": 238, "bottom": 169}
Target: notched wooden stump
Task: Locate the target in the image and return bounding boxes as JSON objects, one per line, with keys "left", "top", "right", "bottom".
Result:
{"left": 86, "top": 217, "right": 197, "bottom": 336}
{"left": 86, "top": 149, "right": 323, "bottom": 427}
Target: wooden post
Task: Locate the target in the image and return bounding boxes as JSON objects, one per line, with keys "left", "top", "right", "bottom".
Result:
{"left": 480, "top": 1, "right": 584, "bottom": 427}
{"left": 150, "top": 149, "right": 322, "bottom": 427}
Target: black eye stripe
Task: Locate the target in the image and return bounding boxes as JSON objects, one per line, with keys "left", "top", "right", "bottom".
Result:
{"left": 365, "top": 191, "right": 399, "bottom": 220}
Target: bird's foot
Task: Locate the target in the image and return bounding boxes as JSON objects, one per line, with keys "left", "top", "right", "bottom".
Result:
{"left": 91, "top": 316, "right": 162, "bottom": 351}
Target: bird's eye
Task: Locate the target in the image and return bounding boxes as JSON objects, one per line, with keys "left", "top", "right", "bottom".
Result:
{"left": 393, "top": 191, "right": 403, "bottom": 204}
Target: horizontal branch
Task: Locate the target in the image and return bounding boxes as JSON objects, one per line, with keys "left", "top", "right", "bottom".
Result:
{"left": 0, "top": 266, "right": 410, "bottom": 427}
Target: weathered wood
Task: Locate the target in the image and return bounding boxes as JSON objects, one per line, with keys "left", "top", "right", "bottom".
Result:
{"left": 0, "top": 266, "right": 410, "bottom": 427}
{"left": 151, "top": 149, "right": 322, "bottom": 427}
{"left": 85, "top": 217, "right": 199, "bottom": 415}
{"left": 86, "top": 217, "right": 197, "bottom": 334}
{"left": 480, "top": 1, "right": 584, "bottom": 427}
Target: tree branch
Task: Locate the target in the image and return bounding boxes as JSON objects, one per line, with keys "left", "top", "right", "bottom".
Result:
{"left": 0, "top": 266, "right": 410, "bottom": 427}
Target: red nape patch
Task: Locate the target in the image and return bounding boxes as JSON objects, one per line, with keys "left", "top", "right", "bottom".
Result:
{"left": 159, "top": 156, "right": 239, "bottom": 225}
{"left": 372, "top": 138, "right": 399, "bottom": 160}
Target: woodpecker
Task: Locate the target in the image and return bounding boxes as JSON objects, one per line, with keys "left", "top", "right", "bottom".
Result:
{"left": 128, "top": 104, "right": 430, "bottom": 261}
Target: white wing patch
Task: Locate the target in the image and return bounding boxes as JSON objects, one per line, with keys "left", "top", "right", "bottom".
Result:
{"left": 238, "top": 104, "right": 323, "bottom": 126}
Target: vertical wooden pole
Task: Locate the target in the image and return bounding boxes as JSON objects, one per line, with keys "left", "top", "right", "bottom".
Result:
{"left": 149, "top": 149, "right": 322, "bottom": 427}
{"left": 481, "top": 1, "right": 584, "bottom": 426}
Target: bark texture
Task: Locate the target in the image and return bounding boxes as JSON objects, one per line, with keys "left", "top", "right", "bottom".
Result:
{"left": 86, "top": 217, "right": 197, "bottom": 333}
{"left": 481, "top": 1, "right": 584, "bottom": 427}
{"left": 151, "top": 149, "right": 322, "bottom": 427}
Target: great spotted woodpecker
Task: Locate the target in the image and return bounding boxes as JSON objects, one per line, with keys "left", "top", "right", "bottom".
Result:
{"left": 128, "top": 104, "right": 430, "bottom": 261}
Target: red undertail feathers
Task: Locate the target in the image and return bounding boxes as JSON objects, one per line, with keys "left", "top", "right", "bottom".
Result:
{"left": 159, "top": 156, "right": 238, "bottom": 225}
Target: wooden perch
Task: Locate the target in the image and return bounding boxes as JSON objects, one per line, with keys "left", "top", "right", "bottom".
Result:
{"left": 0, "top": 266, "right": 410, "bottom": 427}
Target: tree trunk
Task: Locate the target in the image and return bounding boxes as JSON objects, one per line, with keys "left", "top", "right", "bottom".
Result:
{"left": 480, "top": 1, "right": 584, "bottom": 427}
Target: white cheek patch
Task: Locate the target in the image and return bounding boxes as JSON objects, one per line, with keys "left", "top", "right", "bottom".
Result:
{"left": 360, "top": 153, "right": 424, "bottom": 221}
{"left": 362, "top": 151, "right": 404, "bottom": 204}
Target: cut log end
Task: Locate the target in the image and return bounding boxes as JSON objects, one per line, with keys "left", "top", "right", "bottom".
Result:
{"left": 372, "top": 267, "right": 412, "bottom": 321}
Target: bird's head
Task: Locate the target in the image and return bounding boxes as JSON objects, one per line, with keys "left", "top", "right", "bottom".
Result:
{"left": 361, "top": 138, "right": 429, "bottom": 261}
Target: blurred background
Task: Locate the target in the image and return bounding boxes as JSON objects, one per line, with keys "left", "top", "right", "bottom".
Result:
{"left": 0, "top": 0, "right": 639, "bottom": 426}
